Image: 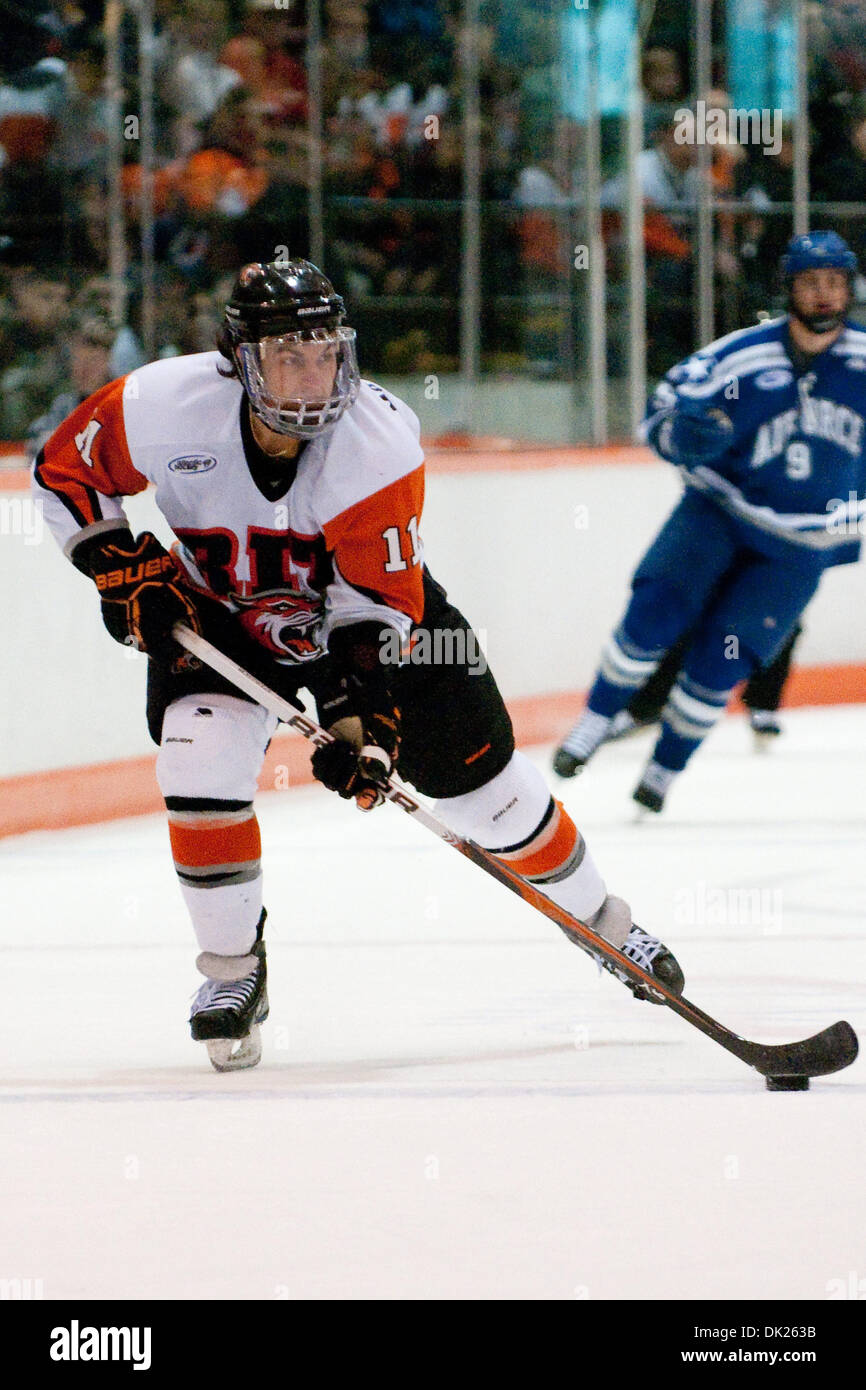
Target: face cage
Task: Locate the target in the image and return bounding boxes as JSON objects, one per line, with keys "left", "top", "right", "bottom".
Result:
{"left": 235, "top": 327, "right": 361, "bottom": 439}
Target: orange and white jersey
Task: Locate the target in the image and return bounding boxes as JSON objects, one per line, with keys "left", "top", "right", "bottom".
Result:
{"left": 34, "top": 351, "right": 426, "bottom": 663}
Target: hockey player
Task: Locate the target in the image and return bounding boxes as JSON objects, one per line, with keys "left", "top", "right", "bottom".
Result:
{"left": 34, "top": 259, "right": 683, "bottom": 1070}
{"left": 554, "top": 231, "right": 866, "bottom": 812}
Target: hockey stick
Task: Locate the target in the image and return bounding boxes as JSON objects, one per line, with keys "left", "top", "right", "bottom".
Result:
{"left": 172, "top": 623, "right": 858, "bottom": 1082}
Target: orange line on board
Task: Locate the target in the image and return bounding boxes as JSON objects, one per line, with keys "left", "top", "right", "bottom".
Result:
{"left": 3, "top": 444, "right": 658, "bottom": 490}
{"left": 2, "top": 663, "right": 863, "bottom": 839}
{"left": 424, "top": 445, "right": 654, "bottom": 474}
{"left": 0, "top": 468, "right": 30, "bottom": 490}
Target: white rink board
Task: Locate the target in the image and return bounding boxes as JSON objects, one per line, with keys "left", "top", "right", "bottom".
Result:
{"left": 0, "top": 708, "right": 863, "bottom": 1300}
{"left": 4, "top": 458, "right": 866, "bottom": 775}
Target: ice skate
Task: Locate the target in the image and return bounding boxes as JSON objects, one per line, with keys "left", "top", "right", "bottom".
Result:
{"left": 600, "top": 924, "right": 685, "bottom": 1003}
{"left": 632, "top": 760, "right": 676, "bottom": 815}
{"left": 553, "top": 710, "right": 612, "bottom": 778}
{"left": 605, "top": 710, "right": 653, "bottom": 742}
{"left": 749, "top": 709, "right": 782, "bottom": 751}
{"left": 560, "top": 897, "right": 684, "bottom": 1004}
{"left": 190, "top": 916, "right": 268, "bottom": 1072}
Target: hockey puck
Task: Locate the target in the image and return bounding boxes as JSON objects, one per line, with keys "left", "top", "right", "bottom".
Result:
{"left": 765, "top": 1074, "right": 810, "bottom": 1091}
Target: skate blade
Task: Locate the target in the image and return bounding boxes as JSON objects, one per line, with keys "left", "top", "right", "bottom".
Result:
{"left": 752, "top": 732, "right": 777, "bottom": 754}
{"left": 204, "top": 1025, "right": 262, "bottom": 1073}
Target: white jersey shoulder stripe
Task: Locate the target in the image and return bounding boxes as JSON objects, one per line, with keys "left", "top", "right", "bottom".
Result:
{"left": 692, "top": 317, "right": 786, "bottom": 361}
{"left": 678, "top": 343, "right": 789, "bottom": 399}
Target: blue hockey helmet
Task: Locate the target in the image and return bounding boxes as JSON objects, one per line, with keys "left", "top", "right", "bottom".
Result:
{"left": 781, "top": 231, "right": 858, "bottom": 333}
{"left": 781, "top": 230, "right": 858, "bottom": 280}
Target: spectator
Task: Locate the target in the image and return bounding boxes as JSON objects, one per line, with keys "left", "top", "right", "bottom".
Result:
{"left": 72, "top": 276, "right": 146, "bottom": 377}
{"left": 812, "top": 97, "right": 866, "bottom": 202}
{"left": 25, "top": 313, "right": 115, "bottom": 461}
{"left": 220, "top": 34, "right": 307, "bottom": 133}
{"left": 601, "top": 109, "right": 741, "bottom": 370}
{"left": 0, "top": 21, "right": 69, "bottom": 261}
{"left": 326, "top": 2, "right": 371, "bottom": 68}
{"left": 173, "top": 88, "right": 269, "bottom": 218}
{"left": 242, "top": 1, "right": 308, "bottom": 126}
{"left": 642, "top": 45, "right": 687, "bottom": 146}
{"left": 0, "top": 266, "right": 70, "bottom": 439}
{"left": 642, "top": 46, "right": 686, "bottom": 103}
{"left": 735, "top": 123, "right": 796, "bottom": 313}
{"left": 161, "top": 0, "right": 241, "bottom": 155}
{"left": 512, "top": 145, "right": 571, "bottom": 373}
{"left": 50, "top": 28, "right": 111, "bottom": 180}
{"left": 601, "top": 110, "right": 701, "bottom": 212}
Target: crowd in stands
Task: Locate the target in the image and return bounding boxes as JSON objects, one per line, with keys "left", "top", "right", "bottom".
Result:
{"left": 2, "top": 0, "right": 866, "bottom": 445}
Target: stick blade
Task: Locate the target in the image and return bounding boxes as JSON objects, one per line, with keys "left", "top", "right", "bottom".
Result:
{"left": 746, "top": 1020, "right": 858, "bottom": 1079}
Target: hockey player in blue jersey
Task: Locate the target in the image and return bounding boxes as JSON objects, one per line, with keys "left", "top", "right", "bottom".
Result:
{"left": 554, "top": 230, "right": 866, "bottom": 812}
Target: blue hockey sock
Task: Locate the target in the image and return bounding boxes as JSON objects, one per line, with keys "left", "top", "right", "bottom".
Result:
{"left": 654, "top": 675, "right": 732, "bottom": 771}
{"left": 586, "top": 626, "right": 667, "bottom": 718}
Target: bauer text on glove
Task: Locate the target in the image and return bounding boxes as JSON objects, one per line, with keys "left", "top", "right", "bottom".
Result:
{"left": 71, "top": 528, "right": 201, "bottom": 657}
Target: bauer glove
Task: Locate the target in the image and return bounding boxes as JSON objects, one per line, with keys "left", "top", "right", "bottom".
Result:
{"left": 311, "top": 622, "right": 400, "bottom": 812}
{"left": 71, "top": 528, "right": 201, "bottom": 658}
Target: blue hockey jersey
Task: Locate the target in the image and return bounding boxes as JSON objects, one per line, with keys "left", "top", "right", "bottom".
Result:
{"left": 642, "top": 316, "right": 866, "bottom": 566}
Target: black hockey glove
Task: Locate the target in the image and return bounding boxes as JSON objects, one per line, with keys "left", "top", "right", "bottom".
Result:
{"left": 661, "top": 397, "right": 734, "bottom": 466}
{"left": 71, "top": 528, "right": 202, "bottom": 658}
{"left": 311, "top": 622, "right": 400, "bottom": 812}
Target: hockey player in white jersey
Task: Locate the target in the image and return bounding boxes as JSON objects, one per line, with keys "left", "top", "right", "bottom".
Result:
{"left": 35, "top": 259, "right": 684, "bottom": 1070}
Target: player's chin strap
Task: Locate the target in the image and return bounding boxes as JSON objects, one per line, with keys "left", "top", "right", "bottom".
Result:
{"left": 171, "top": 623, "right": 858, "bottom": 1083}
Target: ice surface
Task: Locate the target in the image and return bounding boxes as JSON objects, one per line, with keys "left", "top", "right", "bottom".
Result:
{"left": 1, "top": 706, "right": 864, "bottom": 1300}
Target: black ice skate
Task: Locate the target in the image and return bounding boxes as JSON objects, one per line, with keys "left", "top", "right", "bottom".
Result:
{"left": 560, "top": 897, "right": 684, "bottom": 1004}
{"left": 553, "top": 710, "right": 612, "bottom": 778}
{"left": 190, "top": 913, "right": 268, "bottom": 1072}
{"left": 553, "top": 747, "right": 587, "bottom": 777}
{"left": 632, "top": 759, "right": 676, "bottom": 815}
{"left": 749, "top": 709, "right": 782, "bottom": 751}
{"left": 633, "top": 781, "right": 665, "bottom": 813}
{"left": 601, "top": 925, "right": 685, "bottom": 1004}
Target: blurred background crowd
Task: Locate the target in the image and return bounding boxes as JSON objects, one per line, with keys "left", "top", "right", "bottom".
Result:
{"left": 2, "top": 0, "right": 866, "bottom": 450}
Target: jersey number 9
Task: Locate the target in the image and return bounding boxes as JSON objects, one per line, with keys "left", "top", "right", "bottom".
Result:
{"left": 785, "top": 442, "right": 811, "bottom": 480}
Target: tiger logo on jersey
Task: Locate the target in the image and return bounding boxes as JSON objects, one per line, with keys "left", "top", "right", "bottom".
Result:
{"left": 233, "top": 588, "right": 324, "bottom": 662}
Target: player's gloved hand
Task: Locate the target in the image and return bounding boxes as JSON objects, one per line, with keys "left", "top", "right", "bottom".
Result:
{"left": 311, "top": 622, "right": 400, "bottom": 811}
{"left": 662, "top": 396, "right": 734, "bottom": 466}
{"left": 70, "top": 528, "right": 201, "bottom": 657}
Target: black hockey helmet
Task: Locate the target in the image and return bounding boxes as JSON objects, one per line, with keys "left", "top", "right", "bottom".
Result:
{"left": 223, "top": 259, "right": 360, "bottom": 438}
{"left": 224, "top": 259, "right": 347, "bottom": 343}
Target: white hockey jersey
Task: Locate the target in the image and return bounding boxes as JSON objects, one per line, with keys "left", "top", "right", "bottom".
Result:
{"left": 33, "top": 351, "right": 426, "bottom": 663}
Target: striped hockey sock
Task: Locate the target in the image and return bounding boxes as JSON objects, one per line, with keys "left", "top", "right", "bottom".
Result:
{"left": 167, "top": 802, "right": 263, "bottom": 956}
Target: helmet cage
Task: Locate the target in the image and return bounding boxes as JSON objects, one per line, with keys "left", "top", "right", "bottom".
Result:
{"left": 235, "top": 326, "right": 360, "bottom": 439}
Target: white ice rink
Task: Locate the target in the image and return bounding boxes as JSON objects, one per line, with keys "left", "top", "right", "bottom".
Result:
{"left": 1, "top": 705, "right": 864, "bottom": 1301}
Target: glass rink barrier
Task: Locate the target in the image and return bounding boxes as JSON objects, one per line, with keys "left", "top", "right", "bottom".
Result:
{"left": 3, "top": 0, "right": 866, "bottom": 455}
